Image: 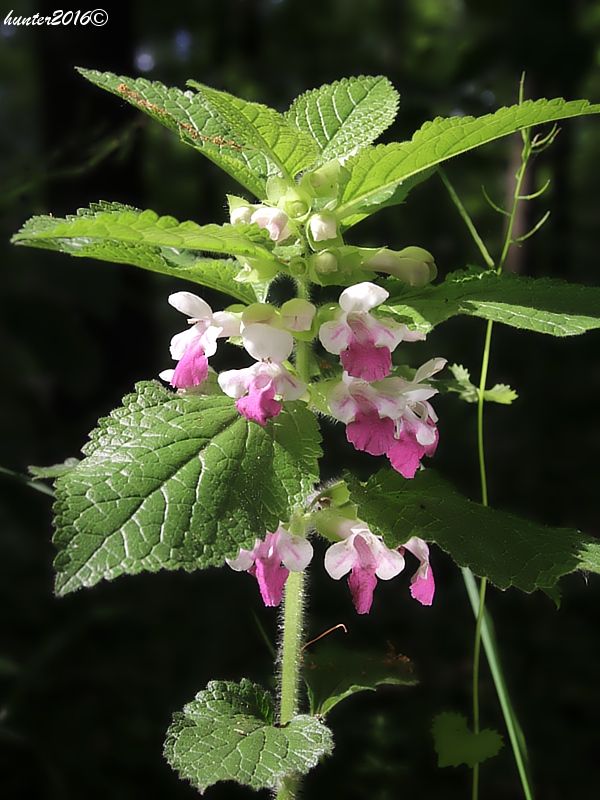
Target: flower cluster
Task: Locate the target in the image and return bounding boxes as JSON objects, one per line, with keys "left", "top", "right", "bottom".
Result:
{"left": 226, "top": 521, "right": 434, "bottom": 615}
{"left": 160, "top": 292, "right": 314, "bottom": 426}
{"left": 319, "top": 282, "right": 446, "bottom": 478}
{"left": 159, "top": 158, "right": 444, "bottom": 616}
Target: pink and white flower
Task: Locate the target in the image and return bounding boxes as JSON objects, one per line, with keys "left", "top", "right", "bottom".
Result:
{"left": 318, "top": 282, "right": 425, "bottom": 382}
{"left": 159, "top": 292, "right": 240, "bottom": 389}
{"left": 402, "top": 536, "right": 435, "bottom": 606}
{"left": 226, "top": 525, "right": 313, "bottom": 607}
{"left": 250, "top": 206, "right": 293, "bottom": 243}
{"left": 218, "top": 323, "right": 307, "bottom": 425}
{"left": 324, "top": 520, "right": 435, "bottom": 613}
{"left": 328, "top": 358, "right": 446, "bottom": 478}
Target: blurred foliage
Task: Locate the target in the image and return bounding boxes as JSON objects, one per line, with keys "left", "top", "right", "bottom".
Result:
{"left": 1, "top": 1, "right": 599, "bottom": 799}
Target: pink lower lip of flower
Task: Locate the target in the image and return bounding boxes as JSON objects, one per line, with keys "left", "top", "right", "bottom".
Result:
{"left": 227, "top": 528, "right": 314, "bottom": 607}
{"left": 170, "top": 341, "right": 209, "bottom": 388}
{"left": 387, "top": 418, "right": 439, "bottom": 478}
{"left": 346, "top": 410, "right": 396, "bottom": 456}
{"left": 236, "top": 384, "right": 282, "bottom": 426}
{"left": 340, "top": 341, "right": 392, "bottom": 381}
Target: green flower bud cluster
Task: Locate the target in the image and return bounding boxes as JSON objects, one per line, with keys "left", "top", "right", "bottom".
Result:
{"left": 228, "top": 162, "right": 437, "bottom": 289}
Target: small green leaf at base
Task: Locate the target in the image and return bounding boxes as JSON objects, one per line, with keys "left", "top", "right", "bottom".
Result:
{"left": 432, "top": 712, "right": 503, "bottom": 768}
{"left": 303, "top": 642, "right": 418, "bottom": 717}
{"left": 164, "top": 679, "right": 334, "bottom": 793}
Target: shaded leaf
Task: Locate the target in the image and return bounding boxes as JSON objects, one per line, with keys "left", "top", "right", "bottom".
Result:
{"left": 347, "top": 469, "right": 600, "bottom": 592}
{"left": 432, "top": 712, "right": 503, "bottom": 768}
{"left": 303, "top": 642, "right": 417, "bottom": 716}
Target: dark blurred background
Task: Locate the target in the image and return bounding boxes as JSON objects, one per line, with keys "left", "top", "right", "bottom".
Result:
{"left": 1, "top": 1, "right": 599, "bottom": 798}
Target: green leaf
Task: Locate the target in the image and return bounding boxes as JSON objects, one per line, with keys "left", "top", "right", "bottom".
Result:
{"left": 77, "top": 68, "right": 275, "bottom": 198}
{"left": 339, "top": 170, "right": 432, "bottom": 230}
{"left": 446, "top": 364, "right": 518, "bottom": 405}
{"left": 285, "top": 75, "right": 399, "bottom": 160}
{"left": 53, "top": 382, "right": 321, "bottom": 596}
{"left": 12, "top": 204, "right": 278, "bottom": 303}
{"left": 347, "top": 469, "right": 600, "bottom": 593}
{"left": 164, "top": 679, "right": 334, "bottom": 793}
{"left": 336, "top": 97, "right": 600, "bottom": 223}
{"left": 29, "top": 458, "right": 81, "bottom": 480}
{"left": 191, "top": 81, "right": 319, "bottom": 181}
{"left": 303, "top": 642, "right": 417, "bottom": 717}
{"left": 432, "top": 712, "right": 503, "bottom": 768}
{"left": 384, "top": 269, "right": 600, "bottom": 336}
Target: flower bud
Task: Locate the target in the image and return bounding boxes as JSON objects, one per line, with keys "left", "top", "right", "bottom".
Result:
{"left": 313, "top": 507, "right": 359, "bottom": 543}
{"left": 250, "top": 206, "right": 293, "bottom": 243}
{"left": 364, "top": 246, "right": 437, "bottom": 287}
{"left": 307, "top": 212, "right": 339, "bottom": 248}
{"left": 228, "top": 194, "right": 256, "bottom": 225}
{"left": 242, "top": 302, "right": 281, "bottom": 329}
{"left": 300, "top": 160, "right": 342, "bottom": 198}
{"left": 235, "top": 257, "right": 280, "bottom": 284}
{"left": 280, "top": 298, "right": 316, "bottom": 333}
{"left": 288, "top": 256, "right": 308, "bottom": 277}
{"left": 309, "top": 250, "right": 339, "bottom": 277}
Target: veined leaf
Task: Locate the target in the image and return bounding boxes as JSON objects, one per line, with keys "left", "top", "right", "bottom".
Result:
{"left": 336, "top": 97, "right": 600, "bottom": 222}
{"left": 12, "top": 205, "right": 283, "bottom": 299}
{"left": 190, "top": 82, "right": 319, "bottom": 181}
{"left": 347, "top": 469, "right": 600, "bottom": 593}
{"left": 285, "top": 75, "right": 399, "bottom": 160}
{"left": 164, "top": 679, "right": 333, "bottom": 793}
{"left": 53, "top": 383, "right": 321, "bottom": 595}
{"left": 384, "top": 269, "right": 600, "bottom": 336}
{"left": 77, "top": 68, "right": 276, "bottom": 198}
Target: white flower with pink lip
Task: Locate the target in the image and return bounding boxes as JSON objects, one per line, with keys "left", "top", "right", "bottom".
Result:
{"left": 217, "top": 323, "right": 307, "bottom": 426}
{"left": 226, "top": 525, "right": 313, "bottom": 607}
{"left": 318, "top": 282, "right": 425, "bottom": 382}
{"left": 159, "top": 292, "right": 240, "bottom": 389}
{"left": 323, "top": 519, "right": 434, "bottom": 613}
{"left": 328, "top": 358, "right": 446, "bottom": 478}
{"left": 250, "top": 206, "right": 293, "bottom": 243}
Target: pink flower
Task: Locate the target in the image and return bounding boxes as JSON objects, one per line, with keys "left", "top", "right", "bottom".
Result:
{"left": 323, "top": 522, "right": 435, "bottom": 613}
{"left": 218, "top": 323, "right": 307, "bottom": 425}
{"left": 318, "top": 282, "right": 424, "bottom": 382}
{"left": 327, "top": 358, "right": 446, "bottom": 477}
{"left": 402, "top": 537, "right": 435, "bottom": 606}
{"left": 226, "top": 526, "right": 313, "bottom": 607}
{"left": 159, "top": 292, "right": 240, "bottom": 389}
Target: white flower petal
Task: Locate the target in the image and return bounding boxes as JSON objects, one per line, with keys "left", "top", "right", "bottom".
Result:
{"left": 324, "top": 537, "right": 358, "bottom": 580}
{"left": 318, "top": 317, "right": 351, "bottom": 355}
{"left": 212, "top": 311, "right": 241, "bottom": 337}
{"left": 339, "top": 282, "right": 389, "bottom": 313}
{"left": 277, "top": 530, "right": 314, "bottom": 571}
{"left": 168, "top": 291, "right": 213, "bottom": 321}
{"left": 169, "top": 327, "right": 202, "bottom": 360}
{"left": 218, "top": 365, "right": 256, "bottom": 399}
{"left": 243, "top": 323, "right": 293, "bottom": 362}
{"left": 413, "top": 357, "right": 447, "bottom": 384}
{"left": 226, "top": 547, "right": 256, "bottom": 571}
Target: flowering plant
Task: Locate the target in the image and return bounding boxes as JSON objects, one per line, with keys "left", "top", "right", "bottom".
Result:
{"left": 12, "top": 71, "right": 600, "bottom": 799}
